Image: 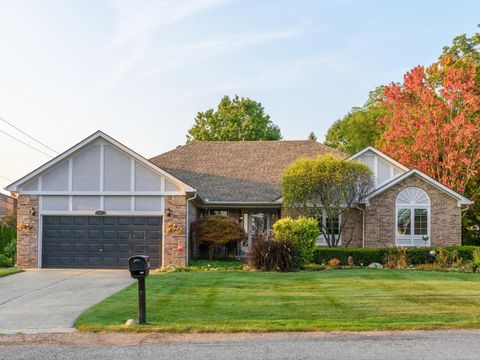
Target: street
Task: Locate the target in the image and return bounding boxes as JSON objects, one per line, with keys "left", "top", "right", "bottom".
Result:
{"left": 0, "top": 330, "right": 479, "bottom": 360}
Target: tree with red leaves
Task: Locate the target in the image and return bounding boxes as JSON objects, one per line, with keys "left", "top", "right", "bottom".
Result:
{"left": 378, "top": 57, "right": 480, "bottom": 194}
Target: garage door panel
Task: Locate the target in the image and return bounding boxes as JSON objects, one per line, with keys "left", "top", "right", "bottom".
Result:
{"left": 103, "top": 230, "right": 115, "bottom": 239}
{"left": 118, "top": 217, "right": 130, "bottom": 225}
{"left": 146, "top": 218, "right": 161, "bottom": 226}
{"left": 74, "top": 257, "right": 87, "bottom": 265}
{"left": 103, "top": 217, "right": 116, "bottom": 225}
{"left": 147, "top": 231, "right": 161, "bottom": 240}
{"left": 88, "top": 257, "right": 102, "bottom": 266}
{"left": 42, "top": 216, "right": 162, "bottom": 269}
{"left": 103, "top": 257, "right": 117, "bottom": 266}
{"left": 58, "top": 243, "right": 73, "bottom": 252}
{"left": 59, "top": 217, "right": 73, "bottom": 225}
{"left": 74, "top": 217, "right": 88, "bottom": 225}
{"left": 132, "top": 231, "right": 145, "bottom": 240}
{"left": 88, "top": 217, "right": 101, "bottom": 226}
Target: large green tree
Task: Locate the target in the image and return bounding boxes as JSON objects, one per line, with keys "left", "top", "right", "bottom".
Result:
{"left": 281, "top": 155, "right": 374, "bottom": 247}
{"left": 186, "top": 95, "right": 281, "bottom": 142}
{"left": 324, "top": 86, "right": 387, "bottom": 155}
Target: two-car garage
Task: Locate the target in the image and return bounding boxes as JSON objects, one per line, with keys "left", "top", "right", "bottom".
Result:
{"left": 42, "top": 216, "right": 162, "bottom": 269}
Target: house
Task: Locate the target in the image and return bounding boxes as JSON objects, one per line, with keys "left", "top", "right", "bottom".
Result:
{"left": 6, "top": 131, "right": 472, "bottom": 269}
{"left": 0, "top": 193, "right": 17, "bottom": 218}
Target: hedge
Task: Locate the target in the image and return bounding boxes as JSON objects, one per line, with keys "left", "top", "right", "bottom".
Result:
{"left": 313, "top": 246, "right": 480, "bottom": 266}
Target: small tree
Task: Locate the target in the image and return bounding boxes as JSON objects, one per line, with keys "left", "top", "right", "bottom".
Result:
{"left": 273, "top": 216, "right": 320, "bottom": 267}
{"left": 281, "top": 155, "right": 374, "bottom": 247}
{"left": 191, "top": 216, "right": 247, "bottom": 259}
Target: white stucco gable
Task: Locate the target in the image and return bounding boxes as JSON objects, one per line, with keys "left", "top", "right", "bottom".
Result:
{"left": 6, "top": 131, "right": 194, "bottom": 215}
{"left": 348, "top": 146, "right": 409, "bottom": 189}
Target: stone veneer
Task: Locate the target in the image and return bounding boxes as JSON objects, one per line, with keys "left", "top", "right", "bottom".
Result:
{"left": 16, "top": 195, "right": 39, "bottom": 268}
{"left": 163, "top": 195, "right": 187, "bottom": 267}
{"left": 364, "top": 174, "right": 461, "bottom": 247}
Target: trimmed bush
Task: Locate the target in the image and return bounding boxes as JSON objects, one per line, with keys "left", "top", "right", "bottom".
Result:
{"left": 0, "top": 254, "right": 13, "bottom": 268}
{"left": 249, "top": 238, "right": 299, "bottom": 272}
{"left": 314, "top": 248, "right": 387, "bottom": 265}
{"left": 192, "top": 216, "right": 246, "bottom": 259}
{"left": 313, "top": 246, "right": 480, "bottom": 266}
{"left": 273, "top": 216, "right": 320, "bottom": 267}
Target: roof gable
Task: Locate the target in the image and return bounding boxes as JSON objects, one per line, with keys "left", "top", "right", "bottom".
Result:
{"left": 6, "top": 131, "right": 193, "bottom": 193}
{"left": 366, "top": 168, "right": 473, "bottom": 206}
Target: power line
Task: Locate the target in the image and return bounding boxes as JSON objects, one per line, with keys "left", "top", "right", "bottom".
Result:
{"left": 0, "top": 115, "right": 59, "bottom": 154}
{"left": 0, "top": 173, "right": 13, "bottom": 182}
{"left": 0, "top": 128, "right": 54, "bottom": 158}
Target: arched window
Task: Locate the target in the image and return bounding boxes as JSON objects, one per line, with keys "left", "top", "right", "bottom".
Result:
{"left": 395, "top": 187, "right": 430, "bottom": 246}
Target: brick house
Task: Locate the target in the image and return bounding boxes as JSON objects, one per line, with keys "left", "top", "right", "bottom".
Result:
{"left": 0, "top": 193, "right": 17, "bottom": 218}
{"left": 5, "top": 131, "right": 472, "bottom": 269}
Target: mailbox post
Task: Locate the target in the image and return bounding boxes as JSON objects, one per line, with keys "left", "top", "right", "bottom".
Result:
{"left": 128, "top": 255, "right": 150, "bottom": 324}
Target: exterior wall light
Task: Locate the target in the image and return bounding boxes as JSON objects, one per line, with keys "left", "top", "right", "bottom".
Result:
{"left": 166, "top": 208, "right": 172, "bottom": 217}
{"left": 31, "top": 206, "right": 36, "bottom": 217}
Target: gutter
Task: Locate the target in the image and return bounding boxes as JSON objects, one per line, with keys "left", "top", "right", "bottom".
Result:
{"left": 185, "top": 191, "right": 198, "bottom": 267}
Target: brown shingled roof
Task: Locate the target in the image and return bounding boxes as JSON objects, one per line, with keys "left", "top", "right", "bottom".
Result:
{"left": 150, "top": 141, "right": 346, "bottom": 203}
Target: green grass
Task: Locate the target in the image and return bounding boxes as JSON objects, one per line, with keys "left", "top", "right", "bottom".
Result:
{"left": 0, "top": 269, "right": 22, "bottom": 278}
{"left": 76, "top": 270, "right": 480, "bottom": 332}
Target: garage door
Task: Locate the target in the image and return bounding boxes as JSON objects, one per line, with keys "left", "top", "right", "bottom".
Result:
{"left": 42, "top": 216, "right": 162, "bottom": 269}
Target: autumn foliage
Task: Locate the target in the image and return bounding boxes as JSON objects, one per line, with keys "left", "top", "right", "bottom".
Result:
{"left": 191, "top": 215, "right": 246, "bottom": 259}
{"left": 378, "top": 57, "right": 480, "bottom": 193}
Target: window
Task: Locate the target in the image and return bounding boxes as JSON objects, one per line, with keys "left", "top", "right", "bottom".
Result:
{"left": 317, "top": 213, "right": 341, "bottom": 246}
{"left": 395, "top": 187, "right": 430, "bottom": 246}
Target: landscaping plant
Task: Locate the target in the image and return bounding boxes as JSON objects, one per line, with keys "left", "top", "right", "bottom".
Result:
{"left": 249, "top": 238, "right": 298, "bottom": 272}
{"left": 191, "top": 216, "right": 246, "bottom": 259}
{"left": 281, "top": 155, "right": 373, "bottom": 247}
{"left": 273, "top": 216, "right": 320, "bottom": 267}
{"left": 0, "top": 220, "right": 16, "bottom": 267}
{"left": 470, "top": 249, "right": 480, "bottom": 273}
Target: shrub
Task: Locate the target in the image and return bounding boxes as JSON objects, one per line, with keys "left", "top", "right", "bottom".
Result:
{"left": 314, "top": 246, "right": 480, "bottom": 266}
{"left": 0, "top": 222, "right": 16, "bottom": 266}
{"left": 273, "top": 216, "right": 320, "bottom": 267}
{"left": 192, "top": 216, "right": 246, "bottom": 259}
{"left": 470, "top": 249, "right": 480, "bottom": 273}
{"left": 383, "top": 247, "right": 407, "bottom": 268}
{"left": 314, "top": 248, "right": 387, "bottom": 265}
{"left": 0, "top": 254, "right": 13, "bottom": 268}
{"left": 249, "top": 238, "right": 299, "bottom": 272}
{"left": 328, "top": 258, "right": 341, "bottom": 267}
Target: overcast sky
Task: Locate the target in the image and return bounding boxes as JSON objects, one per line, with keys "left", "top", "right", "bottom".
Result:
{"left": 0, "top": 0, "right": 479, "bottom": 193}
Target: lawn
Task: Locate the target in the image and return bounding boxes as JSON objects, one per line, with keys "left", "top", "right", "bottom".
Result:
{"left": 0, "top": 269, "right": 22, "bottom": 278}
{"left": 76, "top": 270, "right": 480, "bottom": 332}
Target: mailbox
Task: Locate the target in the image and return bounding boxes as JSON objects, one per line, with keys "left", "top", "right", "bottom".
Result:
{"left": 128, "top": 255, "right": 150, "bottom": 279}
{"left": 128, "top": 255, "right": 150, "bottom": 324}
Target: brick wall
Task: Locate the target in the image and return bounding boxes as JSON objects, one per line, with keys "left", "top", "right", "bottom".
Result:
{"left": 342, "top": 208, "right": 363, "bottom": 248}
{"left": 365, "top": 174, "right": 461, "bottom": 247}
{"left": 0, "top": 194, "right": 17, "bottom": 217}
{"left": 16, "top": 195, "right": 39, "bottom": 268}
{"left": 163, "top": 195, "right": 187, "bottom": 267}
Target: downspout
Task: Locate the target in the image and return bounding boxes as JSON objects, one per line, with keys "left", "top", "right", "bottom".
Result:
{"left": 185, "top": 192, "right": 198, "bottom": 267}
{"left": 356, "top": 205, "right": 365, "bottom": 248}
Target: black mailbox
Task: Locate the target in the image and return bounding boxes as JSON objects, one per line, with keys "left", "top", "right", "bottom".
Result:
{"left": 128, "top": 255, "right": 150, "bottom": 279}
{"left": 128, "top": 255, "right": 150, "bottom": 324}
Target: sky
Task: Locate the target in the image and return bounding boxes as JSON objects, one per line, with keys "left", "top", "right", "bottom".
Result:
{"left": 0, "top": 0, "right": 479, "bottom": 194}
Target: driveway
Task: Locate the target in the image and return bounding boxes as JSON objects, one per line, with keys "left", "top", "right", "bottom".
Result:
{"left": 0, "top": 269, "right": 134, "bottom": 334}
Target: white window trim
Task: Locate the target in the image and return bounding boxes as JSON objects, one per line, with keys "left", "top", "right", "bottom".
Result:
{"left": 317, "top": 212, "right": 342, "bottom": 246}
{"left": 395, "top": 187, "right": 431, "bottom": 247}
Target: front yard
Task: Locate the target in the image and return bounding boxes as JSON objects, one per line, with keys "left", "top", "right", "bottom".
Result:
{"left": 76, "top": 270, "right": 480, "bottom": 332}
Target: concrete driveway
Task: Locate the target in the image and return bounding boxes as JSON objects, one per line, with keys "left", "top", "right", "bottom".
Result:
{"left": 0, "top": 269, "right": 134, "bottom": 334}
